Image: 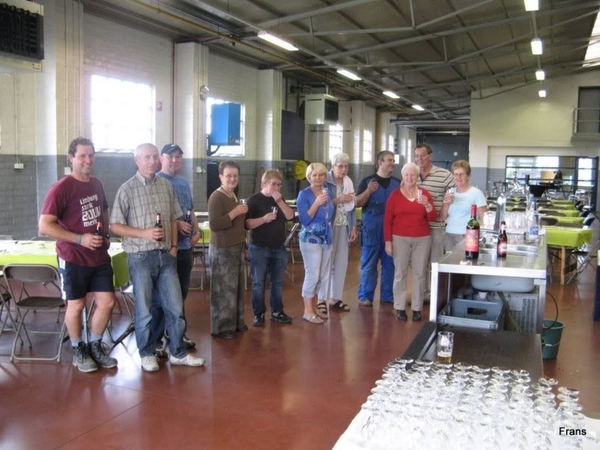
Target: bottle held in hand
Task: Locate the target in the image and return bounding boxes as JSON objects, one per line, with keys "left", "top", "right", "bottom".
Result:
{"left": 465, "top": 204, "right": 480, "bottom": 260}
{"left": 497, "top": 221, "right": 508, "bottom": 258}
{"left": 94, "top": 221, "right": 103, "bottom": 236}
{"left": 185, "top": 210, "right": 193, "bottom": 234}
{"left": 155, "top": 212, "right": 163, "bottom": 241}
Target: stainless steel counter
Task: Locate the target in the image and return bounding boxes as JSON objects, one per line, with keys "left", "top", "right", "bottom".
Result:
{"left": 430, "top": 235, "right": 547, "bottom": 333}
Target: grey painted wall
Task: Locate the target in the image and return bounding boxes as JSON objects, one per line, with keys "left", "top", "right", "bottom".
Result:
{"left": 0, "top": 155, "right": 408, "bottom": 240}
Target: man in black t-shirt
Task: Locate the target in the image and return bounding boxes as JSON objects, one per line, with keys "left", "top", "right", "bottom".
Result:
{"left": 245, "top": 170, "right": 296, "bottom": 326}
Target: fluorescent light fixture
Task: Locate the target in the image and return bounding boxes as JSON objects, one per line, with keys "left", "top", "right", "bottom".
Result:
{"left": 336, "top": 68, "right": 361, "bottom": 81}
{"left": 412, "top": 104, "right": 424, "bottom": 111}
{"left": 257, "top": 31, "right": 298, "bottom": 51}
{"left": 535, "top": 69, "right": 545, "bottom": 80}
{"left": 383, "top": 91, "right": 400, "bottom": 99}
{"left": 538, "top": 89, "right": 547, "bottom": 98}
{"left": 524, "top": 0, "right": 539, "bottom": 11}
{"left": 531, "top": 38, "right": 543, "bottom": 55}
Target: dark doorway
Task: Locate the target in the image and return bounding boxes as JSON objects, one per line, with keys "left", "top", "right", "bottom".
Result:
{"left": 417, "top": 133, "right": 470, "bottom": 170}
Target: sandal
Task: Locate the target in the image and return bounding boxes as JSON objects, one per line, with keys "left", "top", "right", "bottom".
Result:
{"left": 302, "top": 315, "right": 324, "bottom": 324}
{"left": 330, "top": 300, "right": 350, "bottom": 312}
{"left": 316, "top": 301, "right": 328, "bottom": 319}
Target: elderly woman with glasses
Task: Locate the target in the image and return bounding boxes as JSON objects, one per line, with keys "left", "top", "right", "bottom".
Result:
{"left": 439, "top": 160, "right": 487, "bottom": 251}
{"left": 315, "top": 153, "right": 357, "bottom": 317}
{"left": 297, "top": 162, "right": 335, "bottom": 324}
{"left": 207, "top": 161, "right": 248, "bottom": 339}
{"left": 384, "top": 162, "right": 437, "bottom": 322}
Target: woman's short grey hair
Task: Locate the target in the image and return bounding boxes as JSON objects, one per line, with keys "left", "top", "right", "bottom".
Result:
{"left": 401, "top": 162, "right": 420, "bottom": 177}
{"left": 306, "top": 162, "right": 328, "bottom": 180}
{"left": 331, "top": 153, "right": 350, "bottom": 166}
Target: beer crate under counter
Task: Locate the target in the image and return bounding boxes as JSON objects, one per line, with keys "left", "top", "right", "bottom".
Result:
{"left": 430, "top": 235, "right": 547, "bottom": 333}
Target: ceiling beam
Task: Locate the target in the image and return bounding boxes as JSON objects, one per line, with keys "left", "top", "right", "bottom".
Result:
{"left": 257, "top": 0, "right": 379, "bottom": 29}
{"left": 325, "top": 1, "right": 600, "bottom": 59}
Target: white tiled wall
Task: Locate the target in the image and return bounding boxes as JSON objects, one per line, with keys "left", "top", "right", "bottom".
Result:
{"left": 207, "top": 53, "right": 260, "bottom": 160}
{"left": 83, "top": 13, "right": 174, "bottom": 146}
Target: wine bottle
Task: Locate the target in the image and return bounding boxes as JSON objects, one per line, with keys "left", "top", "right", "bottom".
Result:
{"left": 155, "top": 212, "right": 163, "bottom": 241}
{"left": 465, "top": 204, "right": 480, "bottom": 260}
{"left": 497, "top": 221, "right": 508, "bottom": 258}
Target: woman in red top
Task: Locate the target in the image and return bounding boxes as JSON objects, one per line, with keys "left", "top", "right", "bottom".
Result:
{"left": 384, "top": 162, "right": 437, "bottom": 322}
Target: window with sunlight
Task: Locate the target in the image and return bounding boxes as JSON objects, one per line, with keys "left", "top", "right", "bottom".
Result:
{"left": 90, "top": 75, "right": 154, "bottom": 152}
{"left": 328, "top": 123, "right": 343, "bottom": 161}
{"left": 578, "top": 158, "right": 595, "bottom": 187}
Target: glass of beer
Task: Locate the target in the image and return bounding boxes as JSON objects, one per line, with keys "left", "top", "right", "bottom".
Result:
{"left": 436, "top": 331, "right": 454, "bottom": 363}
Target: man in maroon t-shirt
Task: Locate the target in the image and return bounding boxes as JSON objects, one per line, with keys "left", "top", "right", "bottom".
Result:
{"left": 39, "top": 137, "right": 118, "bottom": 373}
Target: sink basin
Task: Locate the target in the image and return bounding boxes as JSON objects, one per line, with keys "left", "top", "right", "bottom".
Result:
{"left": 472, "top": 243, "right": 539, "bottom": 292}
{"left": 472, "top": 274, "right": 535, "bottom": 293}
{"left": 479, "top": 243, "right": 538, "bottom": 257}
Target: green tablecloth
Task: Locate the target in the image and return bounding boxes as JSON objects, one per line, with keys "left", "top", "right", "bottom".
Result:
{"left": 550, "top": 199, "right": 575, "bottom": 206}
{"left": 0, "top": 240, "right": 129, "bottom": 288}
{"left": 554, "top": 216, "right": 584, "bottom": 226}
{"left": 543, "top": 204, "right": 577, "bottom": 211}
{"left": 544, "top": 226, "right": 593, "bottom": 248}
{"left": 539, "top": 209, "right": 580, "bottom": 217}
{"left": 356, "top": 207, "right": 362, "bottom": 222}
{"left": 199, "top": 225, "right": 211, "bottom": 244}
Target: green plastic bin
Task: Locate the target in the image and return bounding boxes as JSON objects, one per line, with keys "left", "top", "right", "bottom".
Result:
{"left": 541, "top": 319, "right": 565, "bottom": 360}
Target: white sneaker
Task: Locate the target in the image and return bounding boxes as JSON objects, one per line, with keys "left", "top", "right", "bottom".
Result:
{"left": 141, "top": 355, "right": 160, "bottom": 372}
{"left": 169, "top": 353, "right": 205, "bottom": 367}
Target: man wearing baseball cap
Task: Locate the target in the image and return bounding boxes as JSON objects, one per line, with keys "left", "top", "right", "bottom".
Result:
{"left": 152, "top": 143, "right": 201, "bottom": 357}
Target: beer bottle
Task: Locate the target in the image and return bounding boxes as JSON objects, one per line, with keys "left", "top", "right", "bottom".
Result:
{"left": 95, "top": 221, "right": 103, "bottom": 236}
{"left": 155, "top": 213, "right": 163, "bottom": 241}
{"left": 465, "top": 204, "right": 480, "bottom": 260}
{"left": 184, "top": 210, "right": 194, "bottom": 235}
{"left": 497, "top": 221, "right": 508, "bottom": 258}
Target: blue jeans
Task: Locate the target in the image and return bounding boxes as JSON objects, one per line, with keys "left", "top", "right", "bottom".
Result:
{"left": 128, "top": 250, "right": 187, "bottom": 358}
{"left": 249, "top": 244, "right": 288, "bottom": 315}
{"left": 150, "top": 248, "right": 193, "bottom": 344}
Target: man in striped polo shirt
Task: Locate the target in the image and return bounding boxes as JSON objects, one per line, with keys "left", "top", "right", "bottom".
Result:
{"left": 415, "top": 145, "right": 455, "bottom": 300}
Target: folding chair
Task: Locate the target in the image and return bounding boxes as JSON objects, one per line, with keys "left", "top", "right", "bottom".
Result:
{"left": 109, "top": 283, "right": 135, "bottom": 350}
{"left": 583, "top": 215, "right": 595, "bottom": 228}
{"left": 284, "top": 223, "right": 300, "bottom": 282}
{"left": 3, "top": 264, "right": 67, "bottom": 363}
{"left": 189, "top": 229, "right": 209, "bottom": 290}
{"left": 567, "top": 239, "right": 600, "bottom": 284}
{"left": 0, "top": 277, "right": 19, "bottom": 340}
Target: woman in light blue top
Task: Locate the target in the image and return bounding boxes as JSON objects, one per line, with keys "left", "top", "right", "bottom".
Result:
{"left": 440, "top": 160, "right": 487, "bottom": 250}
{"left": 318, "top": 153, "right": 357, "bottom": 316}
{"left": 297, "top": 163, "right": 334, "bottom": 324}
